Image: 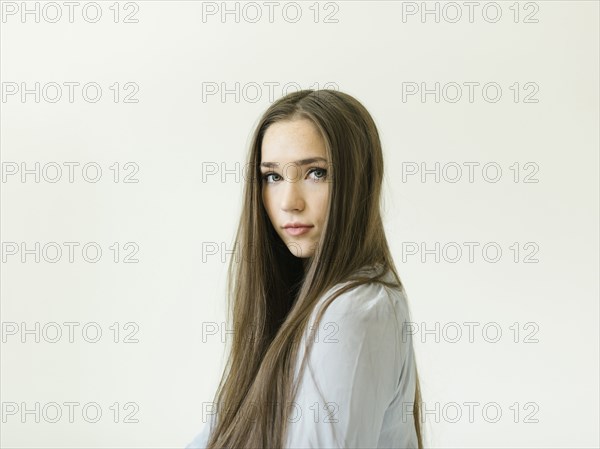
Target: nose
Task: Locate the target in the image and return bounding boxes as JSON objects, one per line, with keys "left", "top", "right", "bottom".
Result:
{"left": 280, "top": 167, "right": 304, "bottom": 212}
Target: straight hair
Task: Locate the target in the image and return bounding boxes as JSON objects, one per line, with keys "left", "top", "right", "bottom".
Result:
{"left": 204, "top": 89, "right": 423, "bottom": 449}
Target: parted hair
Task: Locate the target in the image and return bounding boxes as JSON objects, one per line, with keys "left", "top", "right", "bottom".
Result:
{"left": 204, "top": 89, "right": 423, "bottom": 449}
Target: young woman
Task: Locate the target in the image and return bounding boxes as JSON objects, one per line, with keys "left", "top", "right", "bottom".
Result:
{"left": 186, "top": 89, "right": 423, "bottom": 449}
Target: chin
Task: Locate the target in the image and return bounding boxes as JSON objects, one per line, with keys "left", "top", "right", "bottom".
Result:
{"left": 285, "top": 242, "right": 312, "bottom": 259}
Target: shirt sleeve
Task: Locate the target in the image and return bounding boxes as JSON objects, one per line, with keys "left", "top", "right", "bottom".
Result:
{"left": 284, "top": 282, "right": 405, "bottom": 449}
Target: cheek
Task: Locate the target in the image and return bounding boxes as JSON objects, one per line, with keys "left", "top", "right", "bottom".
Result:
{"left": 315, "top": 185, "right": 329, "bottom": 221}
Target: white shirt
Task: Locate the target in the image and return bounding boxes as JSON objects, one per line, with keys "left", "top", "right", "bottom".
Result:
{"left": 185, "top": 268, "right": 418, "bottom": 449}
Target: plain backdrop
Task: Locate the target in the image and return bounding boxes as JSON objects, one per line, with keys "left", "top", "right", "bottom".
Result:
{"left": 1, "top": 1, "right": 598, "bottom": 447}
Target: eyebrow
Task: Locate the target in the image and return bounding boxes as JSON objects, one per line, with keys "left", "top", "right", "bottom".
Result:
{"left": 260, "top": 157, "right": 328, "bottom": 169}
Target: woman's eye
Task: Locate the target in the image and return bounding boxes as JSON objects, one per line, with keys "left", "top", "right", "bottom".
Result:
{"left": 261, "top": 172, "right": 281, "bottom": 183}
{"left": 309, "top": 168, "right": 327, "bottom": 181}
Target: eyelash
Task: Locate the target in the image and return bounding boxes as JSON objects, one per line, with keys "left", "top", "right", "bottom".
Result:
{"left": 261, "top": 167, "right": 328, "bottom": 183}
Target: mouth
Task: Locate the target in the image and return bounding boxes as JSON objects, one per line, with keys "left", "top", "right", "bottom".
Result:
{"left": 283, "top": 225, "right": 314, "bottom": 236}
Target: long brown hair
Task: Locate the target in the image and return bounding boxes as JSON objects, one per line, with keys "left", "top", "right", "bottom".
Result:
{"left": 204, "top": 89, "right": 423, "bottom": 448}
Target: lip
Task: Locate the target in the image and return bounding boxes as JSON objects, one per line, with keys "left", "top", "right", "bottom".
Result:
{"left": 284, "top": 226, "right": 313, "bottom": 236}
{"left": 283, "top": 222, "right": 313, "bottom": 229}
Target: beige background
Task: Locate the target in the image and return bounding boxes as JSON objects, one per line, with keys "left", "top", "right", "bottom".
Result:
{"left": 1, "top": 1, "right": 598, "bottom": 447}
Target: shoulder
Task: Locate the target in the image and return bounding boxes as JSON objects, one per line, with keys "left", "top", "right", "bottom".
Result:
{"left": 295, "top": 271, "right": 414, "bottom": 407}
{"left": 314, "top": 270, "right": 410, "bottom": 328}
{"left": 304, "top": 271, "right": 415, "bottom": 374}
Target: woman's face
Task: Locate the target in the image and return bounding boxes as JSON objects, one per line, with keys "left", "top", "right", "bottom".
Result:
{"left": 260, "top": 118, "right": 330, "bottom": 259}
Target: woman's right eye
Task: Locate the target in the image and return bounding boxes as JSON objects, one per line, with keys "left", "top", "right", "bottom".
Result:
{"left": 261, "top": 172, "right": 281, "bottom": 183}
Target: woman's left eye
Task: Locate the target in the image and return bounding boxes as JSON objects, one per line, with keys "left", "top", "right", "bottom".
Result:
{"left": 308, "top": 168, "right": 327, "bottom": 181}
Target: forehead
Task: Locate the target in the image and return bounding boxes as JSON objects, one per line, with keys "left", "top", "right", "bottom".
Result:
{"left": 261, "top": 118, "right": 326, "bottom": 162}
